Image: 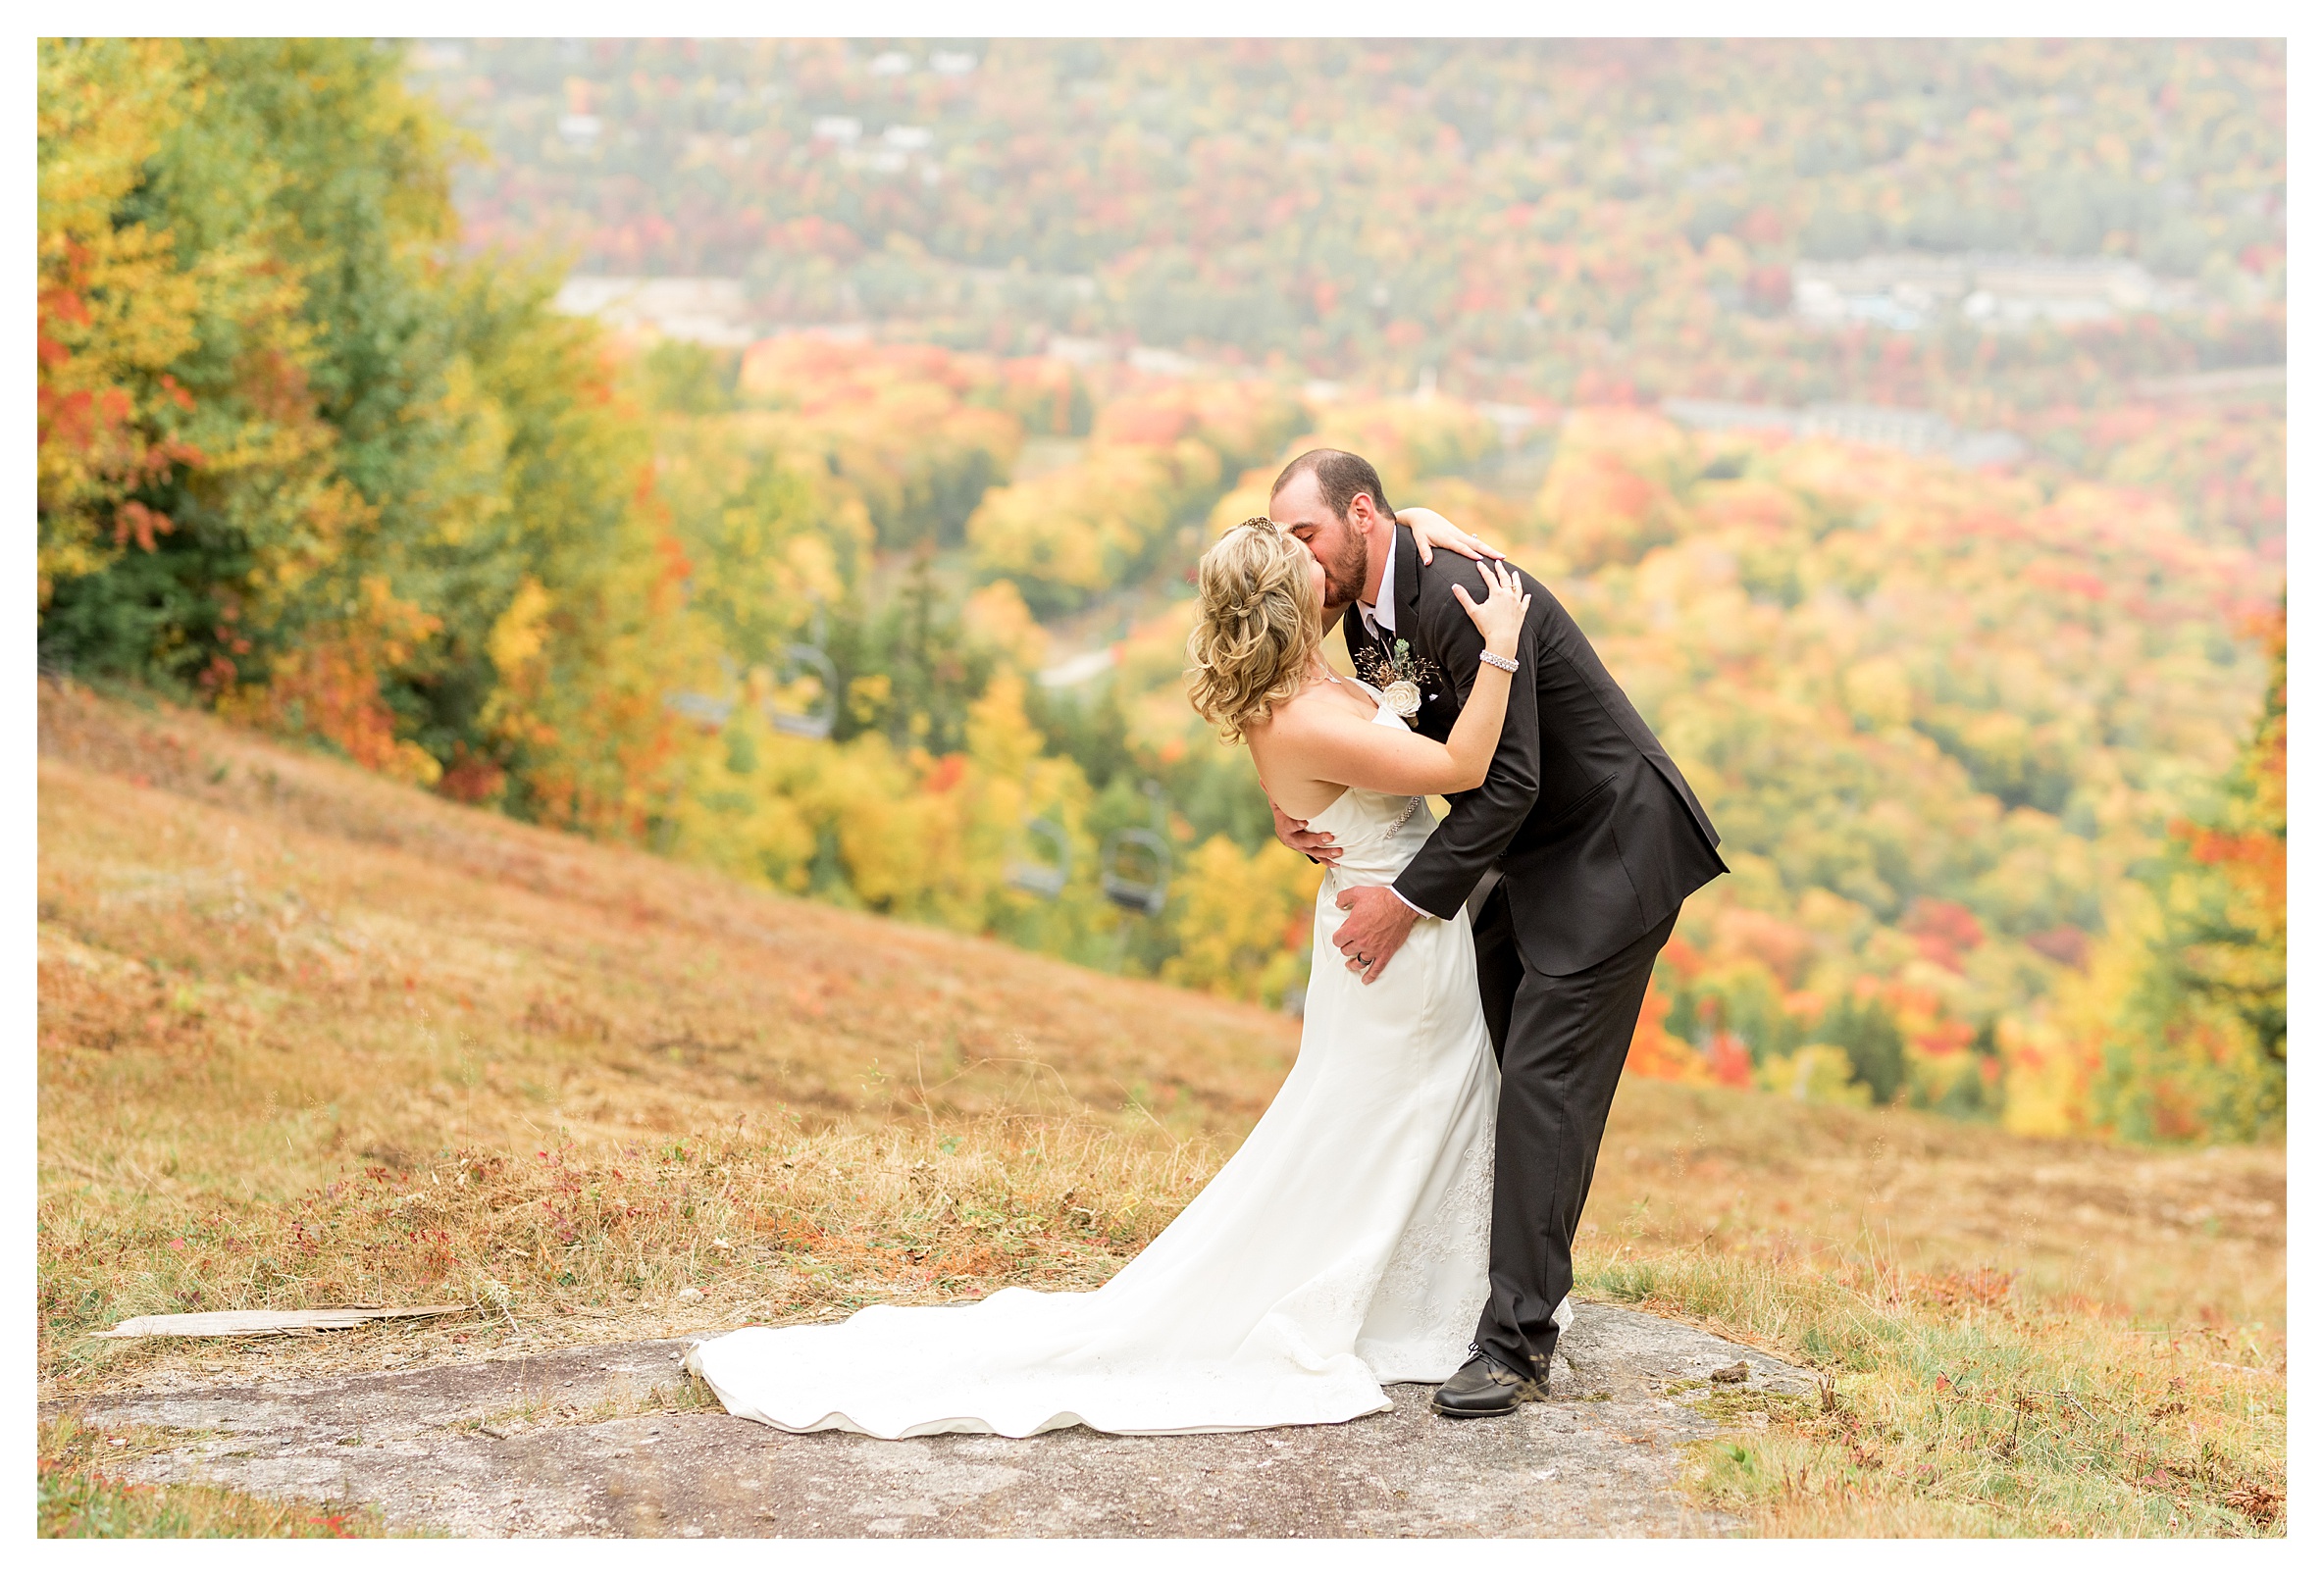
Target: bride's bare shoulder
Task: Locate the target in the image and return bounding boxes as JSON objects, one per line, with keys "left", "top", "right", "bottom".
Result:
{"left": 1257, "top": 682, "right": 1358, "bottom": 738}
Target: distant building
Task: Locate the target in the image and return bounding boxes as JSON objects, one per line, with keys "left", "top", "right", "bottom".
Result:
{"left": 1046, "top": 334, "right": 1115, "bottom": 365}
{"left": 552, "top": 277, "right": 757, "bottom": 347}
{"left": 2131, "top": 365, "right": 2287, "bottom": 400}
{"left": 1661, "top": 397, "right": 2027, "bottom": 468}
{"left": 1790, "top": 252, "right": 2194, "bottom": 331}
{"left": 1127, "top": 345, "right": 1199, "bottom": 377}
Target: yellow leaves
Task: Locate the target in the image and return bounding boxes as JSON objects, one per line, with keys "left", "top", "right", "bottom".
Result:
{"left": 963, "top": 671, "right": 1042, "bottom": 783}
{"left": 961, "top": 378, "right": 1296, "bottom": 612}
{"left": 968, "top": 441, "right": 1209, "bottom": 603}
{"left": 1160, "top": 836, "right": 1322, "bottom": 1006}
{"left": 37, "top": 39, "right": 206, "bottom": 593}
{"left": 846, "top": 673, "right": 895, "bottom": 729}
{"left": 1297, "top": 397, "right": 1498, "bottom": 495}
{"left": 1840, "top": 657, "right": 1915, "bottom": 732}
{"left": 413, "top": 354, "right": 514, "bottom": 549}
{"left": 38, "top": 39, "right": 372, "bottom": 621}
{"left": 731, "top": 336, "right": 1027, "bottom": 550}
{"left": 970, "top": 469, "right": 1113, "bottom": 593}
{"left": 1757, "top": 1044, "right": 1873, "bottom": 1106}
{"left": 961, "top": 582, "right": 1049, "bottom": 673}
{"left": 487, "top": 578, "right": 554, "bottom": 680}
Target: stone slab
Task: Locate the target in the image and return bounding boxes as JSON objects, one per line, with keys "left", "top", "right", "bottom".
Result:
{"left": 67, "top": 1299, "right": 1816, "bottom": 1538}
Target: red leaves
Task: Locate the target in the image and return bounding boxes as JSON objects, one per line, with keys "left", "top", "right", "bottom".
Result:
{"left": 436, "top": 745, "right": 508, "bottom": 805}
{"left": 2026, "top": 927, "right": 2090, "bottom": 969}
{"left": 1705, "top": 1030, "right": 1754, "bottom": 1088}
{"left": 1903, "top": 897, "right": 1986, "bottom": 973}
{"left": 43, "top": 284, "right": 92, "bottom": 330}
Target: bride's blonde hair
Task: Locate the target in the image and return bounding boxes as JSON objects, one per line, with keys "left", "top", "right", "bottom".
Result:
{"left": 1185, "top": 518, "right": 1323, "bottom": 742}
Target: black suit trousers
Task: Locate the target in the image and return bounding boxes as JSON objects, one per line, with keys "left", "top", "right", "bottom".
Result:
{"left": 1469, "top": 885, "right": 1677, "bottom": 1380}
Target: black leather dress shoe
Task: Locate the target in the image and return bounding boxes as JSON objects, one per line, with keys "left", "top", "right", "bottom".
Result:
{"left": 1429, "top": 1355, "right": 1532, "bottom": 1418}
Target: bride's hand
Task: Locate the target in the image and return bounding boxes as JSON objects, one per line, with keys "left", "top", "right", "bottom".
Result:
{"left": 1450, "top": 559, "right": 1531, "bottom": 659}
{"left": 1398, "top": 506, "right": 1505, "bottom": 567}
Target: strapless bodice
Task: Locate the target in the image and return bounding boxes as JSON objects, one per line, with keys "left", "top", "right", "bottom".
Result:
{"left": 1301, "top": 678, "right": 1438, "bottom": 887}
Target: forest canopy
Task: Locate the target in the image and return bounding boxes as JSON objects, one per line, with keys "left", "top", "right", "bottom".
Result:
{"left": 36, "top": 37, "right": 2285, "bottom": 1144}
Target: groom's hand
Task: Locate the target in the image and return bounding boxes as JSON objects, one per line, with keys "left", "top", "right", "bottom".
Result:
{"left": 1333, "top": 886, "right": 1420, "bottom": 985}
{"left": 1272, "top": 800, "right": 1343, "bottom": 866}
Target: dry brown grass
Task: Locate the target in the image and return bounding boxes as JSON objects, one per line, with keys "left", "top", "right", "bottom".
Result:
{"left": 38, "top": 681, "right": 1276, "bottom": 1392}
{"left": 1584, "top": 1082, "right": 2284, "bottom": 1331}
{"left": 37, "top": 682, "right": 2284, "bottom": 1536}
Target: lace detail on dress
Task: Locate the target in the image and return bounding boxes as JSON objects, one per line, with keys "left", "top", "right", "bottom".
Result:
{"left": 1367, "top": 1115, "right": 1493, "bottom": 1339}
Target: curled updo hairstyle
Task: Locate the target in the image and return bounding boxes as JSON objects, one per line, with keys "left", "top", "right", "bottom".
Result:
{"left": 1186, "top": 518, "right": 1324, "bottom": 742}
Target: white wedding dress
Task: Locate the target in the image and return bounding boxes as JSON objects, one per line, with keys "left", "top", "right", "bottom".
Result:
{"left": 688, "top": 677, "right": 1563, "bottom": 1437}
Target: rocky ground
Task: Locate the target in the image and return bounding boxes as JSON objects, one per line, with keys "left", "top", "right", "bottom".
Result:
{"left": 61, "top": 1300, "right": 1816, "bottom": 1537}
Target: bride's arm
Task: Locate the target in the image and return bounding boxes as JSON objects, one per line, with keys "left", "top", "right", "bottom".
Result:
{"left": 1262, "top": 562, "right": 1531, "bottom": 797}
{"left": 1398, "top": 506, "right": 1505, "bottom": 566}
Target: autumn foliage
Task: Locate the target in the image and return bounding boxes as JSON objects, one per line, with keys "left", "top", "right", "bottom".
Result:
{"left": 36, "top": 40, "right": 2284, "bottom": 1144}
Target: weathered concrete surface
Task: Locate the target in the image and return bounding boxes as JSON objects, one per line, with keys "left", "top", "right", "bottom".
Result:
{"left": 67, "top": 1300, "right": 1815, "bottom": 1537}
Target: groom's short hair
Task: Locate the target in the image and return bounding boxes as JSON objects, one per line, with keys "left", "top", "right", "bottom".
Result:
{"left": 1272, "top": 448, "right": 1394, "bottom": 527}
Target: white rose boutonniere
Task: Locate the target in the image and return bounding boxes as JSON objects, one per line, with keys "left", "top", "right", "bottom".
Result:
{"left": 1357, "top": 636, "right": 1441, "bottom": 721}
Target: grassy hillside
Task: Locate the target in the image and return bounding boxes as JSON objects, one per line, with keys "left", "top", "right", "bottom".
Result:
{"left": 38, "top": 683, "right": 2282, "bottom": 1537}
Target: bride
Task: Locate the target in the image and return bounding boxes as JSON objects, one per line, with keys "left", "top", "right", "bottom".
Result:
{"left": 687, "top": 519, "right": 1542, "bottom": 1438}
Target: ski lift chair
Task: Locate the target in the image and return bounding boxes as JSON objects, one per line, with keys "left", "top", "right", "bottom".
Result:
{"left": 1007, "top": 815, "right": 1072, "bottom": 899}
{"left": 667, "top": 653, "right": 742, "bottom": 727}
{"left": 763, "top": 642, "right": 840, "bottom": 740}
{"left": 1100, "top": 781, "right": 1172, "bottom": 918}
{"left": 666, "top": 690, "right": 736, "bottom": 726}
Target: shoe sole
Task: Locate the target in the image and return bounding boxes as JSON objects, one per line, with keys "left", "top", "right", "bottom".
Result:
{"left": 1428, "top": 1398, "right": 1519, "bottom": 1419}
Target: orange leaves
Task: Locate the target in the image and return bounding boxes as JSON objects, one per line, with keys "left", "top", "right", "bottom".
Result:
{"left": 1095, "top": 379, "right": 1302, "bottom": 466}
{"left": 1710, "top": 907, "right": 1817, "bottom": 987}
{"left": 230, "top": 578, "right": 444, "bottom": 787}
{"left": 1625, "top": 980, "right": 1711, "bottom": 1085}
{"left": 1539, "top": 450, "right": 1678, "bottom": 569}
{"left": 1097, "top": 397, "right": 1193, "bottom": 447}
{"left": 112, "top": 501, "right": 174, "bottom": 552}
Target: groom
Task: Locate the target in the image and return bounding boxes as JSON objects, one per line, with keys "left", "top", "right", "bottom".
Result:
{"left": 1269, "top": 449, "right": 1728, "bottom": 1419}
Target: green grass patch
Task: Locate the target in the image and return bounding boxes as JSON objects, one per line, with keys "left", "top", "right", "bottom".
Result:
{"left": 38, "top": 1414, "right": 399, "bottom": 1538}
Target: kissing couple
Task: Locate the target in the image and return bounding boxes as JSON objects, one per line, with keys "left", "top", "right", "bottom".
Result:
{"left": 688, "top": 448, "right": 1727, "bottom": 1435}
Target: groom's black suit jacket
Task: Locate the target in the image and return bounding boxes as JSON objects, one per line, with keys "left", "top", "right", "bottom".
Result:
{"left": 1348, "top": 525, "right": 1727, "bottom": 977}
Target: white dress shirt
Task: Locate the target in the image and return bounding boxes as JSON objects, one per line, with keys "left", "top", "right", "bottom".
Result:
{"left": 1356, "top": 541, "right": 1396, "bottom": 642}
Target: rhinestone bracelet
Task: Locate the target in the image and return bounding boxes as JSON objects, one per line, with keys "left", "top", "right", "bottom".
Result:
{"left": 1478, "top": 650, "right": 1520, "bottom": 674}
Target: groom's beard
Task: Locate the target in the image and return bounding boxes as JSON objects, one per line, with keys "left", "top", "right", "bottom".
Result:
{"left": 1318, "top": 529, "right": 1369, "bottom": 613}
